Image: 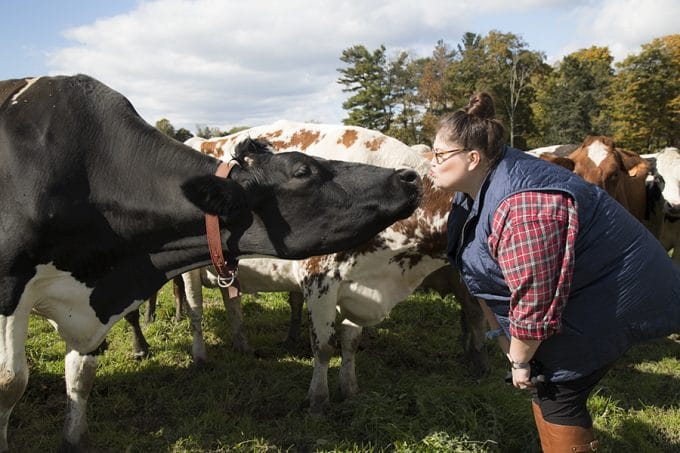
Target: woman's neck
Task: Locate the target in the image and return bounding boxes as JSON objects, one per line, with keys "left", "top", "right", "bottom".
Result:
{"left": 464, "top": 166, "right": 492, "bottom": 200}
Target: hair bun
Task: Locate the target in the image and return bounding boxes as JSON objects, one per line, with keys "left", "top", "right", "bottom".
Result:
{"left": 465, "top": 92, "right": 495, "bottom": 119}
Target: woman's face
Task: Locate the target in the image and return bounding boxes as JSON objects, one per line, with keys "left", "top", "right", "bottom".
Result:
{"left": 428, "top": 133, "right": 473, "bottom": 192}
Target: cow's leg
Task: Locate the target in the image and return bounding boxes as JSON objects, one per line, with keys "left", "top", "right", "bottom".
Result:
{"left": 338, "top": 319, "right": 362, "bottom": 399}
{"left": 218, "top": 290, "right": 252, "bottom": 354}
{"left": 173, "top": 276, "right": 186, "bottom": 322}
{"left": 144, "top": 292, "right": 157, "bottom": 324}
{"left": 124, "top": 309, "right": 150, "bottom": 360}
{"left": 459, "top": 292, "right": 489, "bottom": 377}
{"left": 61, "top": 347, "right": 98, "bottom": 452}
{"left": 306, "top": 293, "right": 338, "bottom": 416}
{"left": 449, "top": 270, "right": 490, "bottom": 377}
{"left": 0, "top": 313, "right": 30, "bottom": 453}
{"left": 282, "top": 291, "right": 304, "bottom": 348}
{"left": 182, "top": 270, "right": 207, "bottom": 364}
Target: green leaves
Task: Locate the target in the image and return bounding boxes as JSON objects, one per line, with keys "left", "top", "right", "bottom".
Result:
{"left": 338, "top": 34, "right": 679, "bottom": 151}
{"left": 607, "top": 36, "right": 680, "bottom": 151}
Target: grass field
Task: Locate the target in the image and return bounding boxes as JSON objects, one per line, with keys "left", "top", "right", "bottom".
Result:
{"left": 11, "top": 284, "right": 680, "bottom": 452}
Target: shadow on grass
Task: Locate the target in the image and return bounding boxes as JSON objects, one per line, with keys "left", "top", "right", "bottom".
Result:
{"left": 12, "top": 291, "right": 679, "bottom": 453}
{"left": 595, "top": 416, "right": 680, "bottom": 453}
{"left": 14, "top": 354, "right": 529, "bottom": 452}
{"left": 598, "top": 336, "right": 680, "bottom": 410}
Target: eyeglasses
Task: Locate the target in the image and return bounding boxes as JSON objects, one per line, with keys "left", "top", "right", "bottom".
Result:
{"left": 431, "top": 147, "right": 468, "bottom": 164}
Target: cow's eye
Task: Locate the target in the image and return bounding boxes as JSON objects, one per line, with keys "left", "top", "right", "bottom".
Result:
{"left": 293, "top": 165, "right": 311, "bottom": 178}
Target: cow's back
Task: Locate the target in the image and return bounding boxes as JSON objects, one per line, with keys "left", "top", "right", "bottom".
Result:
{"left": 188, "top": 120, "right": 429, "bottom": 174}
{"left": 0, "top": 78, "right": 30, "bottom": 109}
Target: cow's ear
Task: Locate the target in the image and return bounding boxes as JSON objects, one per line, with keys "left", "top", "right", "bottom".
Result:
{"left": 181, "top": 175, "right": 248, "bottom": 217}
{"left": 233, "top": 137, "right": 273, "bottom": 165}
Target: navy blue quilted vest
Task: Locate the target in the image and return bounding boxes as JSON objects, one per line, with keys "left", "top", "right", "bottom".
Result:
{"left": 447, "top": 146, "right": 680, "bottom": 382}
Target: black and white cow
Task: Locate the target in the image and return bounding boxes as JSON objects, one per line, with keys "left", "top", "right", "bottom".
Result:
{"left": 126, "top": 122, "right": 487, "bottom": 416}
{"left": 0, "top": 75, "right": 422, "bottom": 451}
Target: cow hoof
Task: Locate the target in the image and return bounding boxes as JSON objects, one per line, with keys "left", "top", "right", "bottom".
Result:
{"left": 467, "top": 351, "right": 490, "bottom": 378}
{"left": 192, "top": 357, "right": 208, "bottom": 369}
{"left": 232, "top": 342, "right": 253, "bottom": 356}
{"left": 339, "top": 382, "right": 359, "bottom": 399}
{"left": 143, "top": 313, "right": 156, "bottom": 325}
{"left": 132, "top": 349, "right": 151, "bottom": 361}
{"left": 59, "top": 438, "right": 91, "bottom": 453}
{"left": 277, "top": 338, "right": 311, "bottom": 357}
{"left": 279, "top": 337, "right": 297, "bottom": 350}
{"left": 307, "top": 397, "right": 330, "bottom": 417}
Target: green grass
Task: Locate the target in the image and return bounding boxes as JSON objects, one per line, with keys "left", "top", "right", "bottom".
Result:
{"left": 11, "top": 285, "right": 680, "bottom": 452}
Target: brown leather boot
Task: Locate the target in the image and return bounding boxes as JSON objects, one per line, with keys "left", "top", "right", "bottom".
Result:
{"left": 532, "top": 401, "right": 599, "bottom": 452}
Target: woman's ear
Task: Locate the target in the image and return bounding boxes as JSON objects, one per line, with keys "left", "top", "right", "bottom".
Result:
{"left": 181, "top": 175, "right": 248, "bottom": 217}
{"left": 467, "top": 149, "right": 482, "bottom": 170}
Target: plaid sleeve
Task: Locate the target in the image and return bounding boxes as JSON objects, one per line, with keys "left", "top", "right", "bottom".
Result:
{"left": 487, "top": 191, "right": 579, "bottom": 340}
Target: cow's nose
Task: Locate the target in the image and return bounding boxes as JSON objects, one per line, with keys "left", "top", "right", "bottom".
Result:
{"left": 396, "top": 168, "right": 419, "bottom": 183}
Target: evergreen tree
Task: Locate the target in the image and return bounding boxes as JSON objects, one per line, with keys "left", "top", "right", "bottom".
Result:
{"left": 337, "top": 44, "right": 392, "bottom": 132}
{"left": 418, "top": 40, "right": 458, "bottom": 141}
{"left": 386, "top": 51, "right": 425, "bottom": 145}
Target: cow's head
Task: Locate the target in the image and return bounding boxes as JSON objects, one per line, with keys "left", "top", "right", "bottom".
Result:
{"left": 182, "top": 138, "right": 422, "bottom": 259}
{"left": 655, "top": 147, "right": 680, "bottom": 218}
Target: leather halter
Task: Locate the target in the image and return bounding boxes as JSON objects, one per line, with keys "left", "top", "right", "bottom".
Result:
{"left": 205, "top": 160, "right": 241, "bottom": 299}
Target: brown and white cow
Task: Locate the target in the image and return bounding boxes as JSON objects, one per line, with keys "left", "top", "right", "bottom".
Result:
{"left": 569, "top": 136, "right": 651, "bottom": 222}
{"left": 530, "top": 136, "right": 657, "bottom": 228}
{"left": 132, "top": 121, "right": 487, "bottom": 415}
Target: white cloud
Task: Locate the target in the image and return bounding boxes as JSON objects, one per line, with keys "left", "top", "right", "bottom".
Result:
{"left": 50, "top": 0, "right": 477, "bottom": 129}
{"left": 558, "top": 0, "right": 679, "bottom": 62}
{"left": 46, "top": 0, "right": 674, "bottom": 131}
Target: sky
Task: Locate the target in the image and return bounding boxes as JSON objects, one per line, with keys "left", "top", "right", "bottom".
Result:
{"left": 2, "top": 0, "right": 678, "bottom": 132}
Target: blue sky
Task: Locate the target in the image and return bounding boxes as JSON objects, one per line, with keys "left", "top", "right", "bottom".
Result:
{"left": 2, "top": 1, "right": 137, "bottom": 78}
{"left": 2, "top": 0, "right": 677, "bottom": 131}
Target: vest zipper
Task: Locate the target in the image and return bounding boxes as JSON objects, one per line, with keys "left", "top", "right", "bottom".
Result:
{"left": 455, "top": 215, "right": 474, "bottom": 268}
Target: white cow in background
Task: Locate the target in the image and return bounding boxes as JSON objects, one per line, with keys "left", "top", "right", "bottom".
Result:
{"left": 643, "top": 147, "right": 680, "bottom": 266}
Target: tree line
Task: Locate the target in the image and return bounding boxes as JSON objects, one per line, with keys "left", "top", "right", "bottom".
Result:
{"left": 154, "top": 119, "right": 249, "bottom": 143}
{"left": 338, "top": 32, "right": 680, "bottom": 152}
{"left": 156, "top": 31, "right": 679, "bottom": 153}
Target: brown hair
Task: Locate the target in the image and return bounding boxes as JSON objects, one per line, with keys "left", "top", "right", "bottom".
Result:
{"left": 437, "top": 92, "right": 505, "bottom": 166}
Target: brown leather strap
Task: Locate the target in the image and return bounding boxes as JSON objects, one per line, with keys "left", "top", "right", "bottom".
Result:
{"left": 572, "top": 440, "right": 599, "bottom": 452}
{"left": 205, "top": 160, "right": 241, "bottom": 299}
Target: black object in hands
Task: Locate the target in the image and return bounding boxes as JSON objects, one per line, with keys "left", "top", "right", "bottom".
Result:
{"left": 504, "top": 370, "right": 546, "bottom": 385}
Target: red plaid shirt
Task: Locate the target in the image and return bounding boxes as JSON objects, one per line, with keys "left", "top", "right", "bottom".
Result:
{"left": 487, "top": 191, "right": 579, "bottom": 340}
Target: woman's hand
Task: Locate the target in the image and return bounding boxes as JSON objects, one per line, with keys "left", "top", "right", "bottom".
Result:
{"left": 511, "top": 365, "right": 534, "bottom": 389}
{"left": 509, "top": 336, "right": 542, "bottom": 390}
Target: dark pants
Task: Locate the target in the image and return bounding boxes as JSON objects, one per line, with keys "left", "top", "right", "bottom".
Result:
{"left": 530, "top": 366, "right": 611, "bottom": 428}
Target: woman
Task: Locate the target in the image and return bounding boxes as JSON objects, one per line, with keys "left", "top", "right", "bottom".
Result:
{"left": 429, "top": 92, "right": 680, "bottom": 452}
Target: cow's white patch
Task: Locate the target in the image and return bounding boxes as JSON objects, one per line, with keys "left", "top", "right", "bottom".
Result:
{"left": 63, "top": 348, "right": 97, "bottom": 443}
{"left": 10, "top": 77, "right": 41, "bottom": 105}
{"left": 585, "top": 140, "right": 609, "bottom": 167}
{"left": 22, "top": 263, "right": 142, "bottom": 353}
